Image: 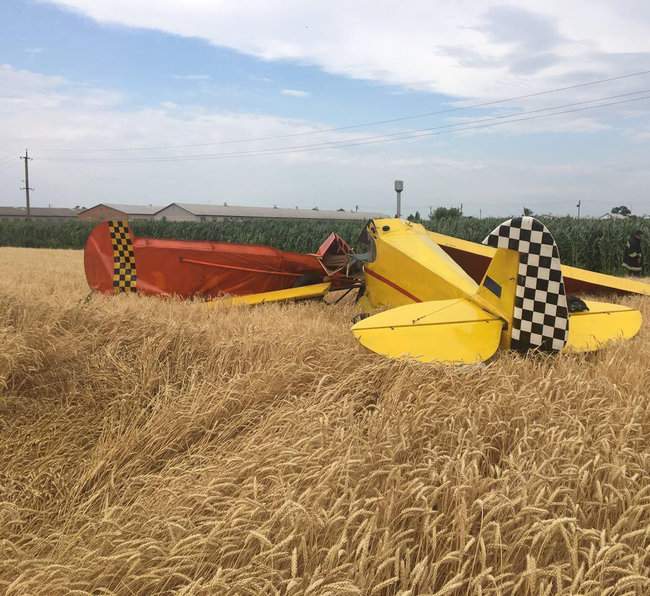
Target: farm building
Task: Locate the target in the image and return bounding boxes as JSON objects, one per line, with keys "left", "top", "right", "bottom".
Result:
{"left": 77, "top": 203, "right": 162, "bottom": 221}
{"left": 0, "top": 206, "right": 79, "bottom": 220}
{"left": 154, "top": 202, "right": 384, "bottom": 222}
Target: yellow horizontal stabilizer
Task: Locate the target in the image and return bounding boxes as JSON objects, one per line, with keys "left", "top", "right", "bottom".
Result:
{"left": 565, "top": 300, "right": 642, "bottom": 352}
{"left": 209, "top": 282, "right": 331, "bottom": 306}
{"left": 352, "top": 298, "right": 503, "bottom": 364}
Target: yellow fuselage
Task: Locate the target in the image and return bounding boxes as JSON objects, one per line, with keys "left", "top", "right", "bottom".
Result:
{"left": 353, "top": 218, "right": 642, "bottom": 363}
{"left": 359, "top": 218, "right": 479, "bottom": 309}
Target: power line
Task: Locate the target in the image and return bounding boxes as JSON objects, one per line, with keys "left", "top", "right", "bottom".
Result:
{"left": 37, "top": 90, "right": 650, "bottom": 163}
{"left": 39, "top": 92, "right": 650, "bottom": 163}
{"left": 37, "top": 68, "right": 650, "bottom": 154}
{"left": 143, "top": 88, "right": 650, "bottom": 159}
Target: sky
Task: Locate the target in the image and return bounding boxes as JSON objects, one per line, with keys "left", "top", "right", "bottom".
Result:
{"left": 1, "top": 1, "right": 650, "bottom": 217}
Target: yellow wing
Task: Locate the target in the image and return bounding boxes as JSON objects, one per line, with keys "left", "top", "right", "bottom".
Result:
{"left": 429, "top": 230, "right": 650, "bottom": 297}
{"left": 208, "top": 282, "right": 331, "bottom": 306}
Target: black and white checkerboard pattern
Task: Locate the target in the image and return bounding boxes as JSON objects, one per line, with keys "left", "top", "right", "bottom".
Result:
{"left": 108, "top": 220, "right": 137, "bottom": 294}
{"left": 483, "top": 217, "right": 569, "bottom": 352}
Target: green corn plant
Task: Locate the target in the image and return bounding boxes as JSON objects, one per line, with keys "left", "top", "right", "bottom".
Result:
{"left": 1, "top": 216, "right": 648, "bottom": 275}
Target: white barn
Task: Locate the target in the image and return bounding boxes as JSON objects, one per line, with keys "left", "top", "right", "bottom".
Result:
{"left": 154, "top": 203, "right": 384, "bottom": 222}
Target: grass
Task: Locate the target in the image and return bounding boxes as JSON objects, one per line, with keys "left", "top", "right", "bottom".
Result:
{"left": 1, "top": 246, "right": 650, "bottom": 595}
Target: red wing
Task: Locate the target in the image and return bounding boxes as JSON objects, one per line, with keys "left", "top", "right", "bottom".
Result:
{"left": 84, "top": 221, "right": 353, "bottom": 299}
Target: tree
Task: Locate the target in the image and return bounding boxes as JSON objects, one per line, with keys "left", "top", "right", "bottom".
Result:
{"left": 431, "top": 206, "right": 462, "bottom": 219}
{"left": 407, "top": 210, "right": 422, "bottom": 222}
{"left": 523, "top": 207, "right": 534, "bottom": 216}
{"left": 611, "top": 205, "right": 631, "bottom": 216}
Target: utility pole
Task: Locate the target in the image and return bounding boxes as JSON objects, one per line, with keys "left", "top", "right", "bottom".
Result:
{"left": 576, "top": 200, "right": 581, "bottom": 219}
{"left": 20, "top": 149, "right": 33, "bottom": 218}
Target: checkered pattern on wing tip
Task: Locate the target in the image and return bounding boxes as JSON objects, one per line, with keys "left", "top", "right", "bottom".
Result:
{"left": 108, "top": 220, "right": 137, "bottom": 294}
{"left": 482, "top": 216, "right": 568, "bottom": 352}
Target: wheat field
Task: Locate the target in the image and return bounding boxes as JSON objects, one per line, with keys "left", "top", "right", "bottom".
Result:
{"left": 1, "top": 247, "right": 650, "bottom": 595}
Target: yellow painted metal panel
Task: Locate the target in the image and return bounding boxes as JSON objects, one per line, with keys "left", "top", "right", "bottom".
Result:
{"left": 564, "top": 300, "right": 642, "bottom": 352}
{"left": 429, "top": 230, "right": 495, "bottom": 258}
{"left": 352, "top": 298, "right": 503, "bottom": 363}
{"left": 363, "top": 219, "right": 479, "bottom": 309}
{"left": 429, "top": 230, "right": 650, "bottom": 296}
{"left": 561, "top": 265, "right": 650, "bottom": 296}
{"left": 475, "top": 247, "right": 519, "bottom": 324}
{"left": 208, "top": 282, "right": 331, "bottom": 306}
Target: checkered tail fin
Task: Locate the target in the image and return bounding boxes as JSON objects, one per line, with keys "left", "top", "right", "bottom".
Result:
{"left": 482, "top": 216, "right": 569, "bottom": 352}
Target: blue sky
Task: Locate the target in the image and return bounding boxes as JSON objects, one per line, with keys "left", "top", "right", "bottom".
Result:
{"left": 0, "top": 0, "right": 450, "bottom": 121}
{"left": 2, "top": 0, "right": 650, "bottom": 216}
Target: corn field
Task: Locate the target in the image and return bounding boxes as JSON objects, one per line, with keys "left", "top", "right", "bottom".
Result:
{"left": 0, "top": 218, "right": 366, "bottom": 254}
{"left": 0, "top": 216, "right": 648, "bottom": 274}
{"left": 1, "top": 246, "right": 650, "bottom": 595}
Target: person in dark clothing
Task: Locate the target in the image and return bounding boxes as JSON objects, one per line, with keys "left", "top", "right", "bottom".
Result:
{"left": 623, "top": 230, "right": 643, "bottom": 276}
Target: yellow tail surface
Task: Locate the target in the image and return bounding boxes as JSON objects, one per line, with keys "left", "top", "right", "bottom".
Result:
{"left": 351, "top": 298, "right": 503, "bottom": 364}
{"left": 564, "top": 301, "right": 642, "bottom": 352}
{"left": 474, "top": 247, "right": 519, "bottom": 346}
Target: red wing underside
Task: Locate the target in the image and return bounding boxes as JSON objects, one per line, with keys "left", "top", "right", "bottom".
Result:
{"left": 84, "top": 221, "right": 339, "bottom": 298}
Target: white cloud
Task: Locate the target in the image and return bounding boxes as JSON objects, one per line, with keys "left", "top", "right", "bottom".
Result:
{"left": 281, "top": 88, "right": 310, "bottom": 98}
{"left": 2, "top": 63, "right": 650, "bottom": 216}
{"left": 25, "top": 47, "right": 44, "bottom": 54}
{"left": 0, "top": 64, "right": 391, "bottom": 210}
{"left": 43, "top": 0, "right": 650, "bottom": 99}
